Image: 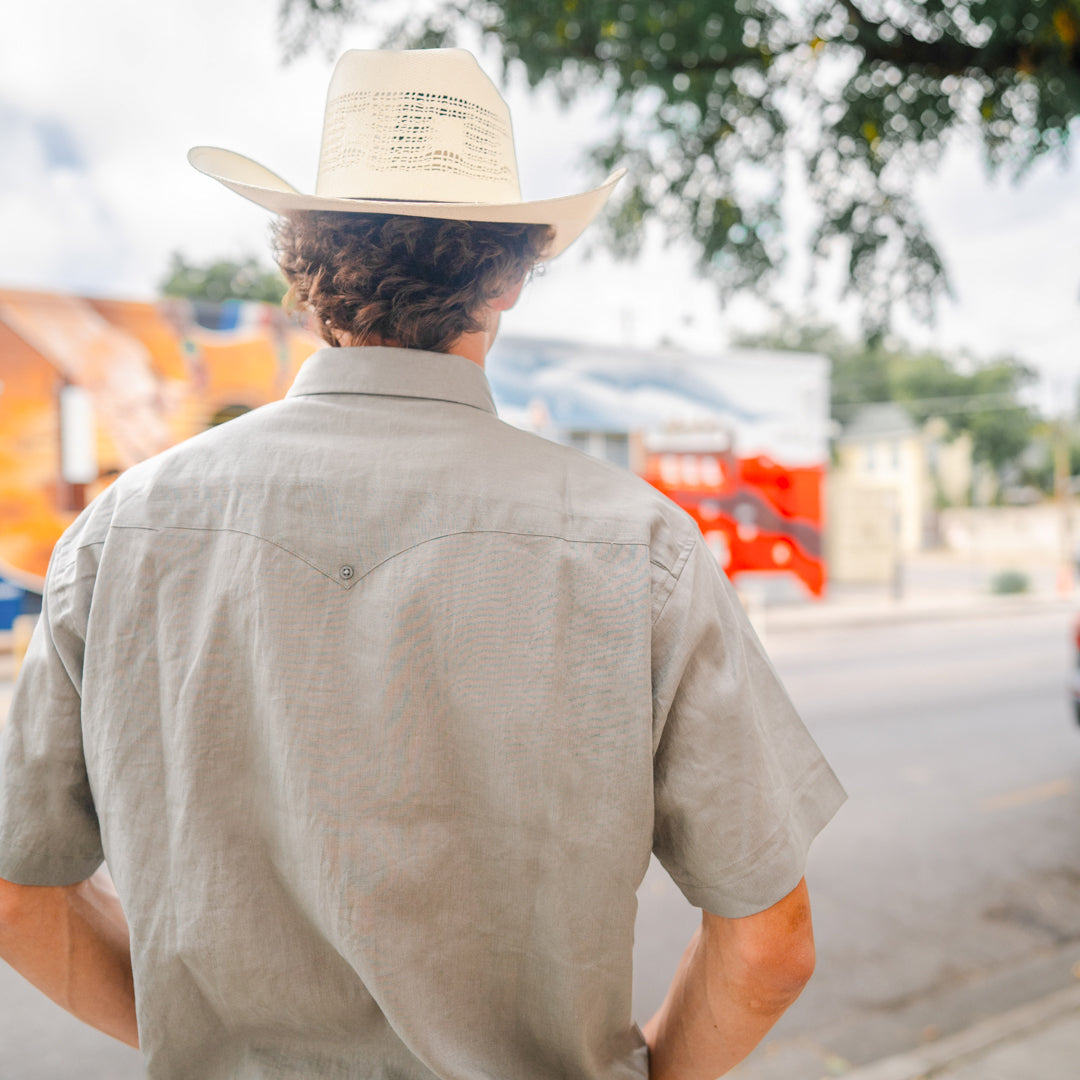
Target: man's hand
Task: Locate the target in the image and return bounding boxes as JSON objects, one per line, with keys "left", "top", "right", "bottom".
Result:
{"left": 0, "top": 865, "right": 139, "bottom": 1048}
{"left": 643, "top": 877, "right": 815, "bottom": 1080}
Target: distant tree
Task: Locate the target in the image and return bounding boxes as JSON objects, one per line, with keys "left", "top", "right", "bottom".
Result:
{"left": 278, "top": 0, "right": 1080, "bottom": 328}
{"left": 736, "top": 318, "right": 1037, "bottom": 470}
{"left": 889, "top": 350, "right": 1036, "bottom": 470}
{"left": 160, "top": 253, "right": 287, "bottom": 304}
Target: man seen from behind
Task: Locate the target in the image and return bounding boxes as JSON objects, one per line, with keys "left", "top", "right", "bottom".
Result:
{"left": 0, "top": 48, "right": 845, "bottom": 1080}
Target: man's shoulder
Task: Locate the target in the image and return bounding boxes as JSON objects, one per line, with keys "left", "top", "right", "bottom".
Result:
{"left": 485, "top": 418, "right": 699, "bottom": 576}
{"left": 53, "top": 403, "right": 287, "bottom": 551}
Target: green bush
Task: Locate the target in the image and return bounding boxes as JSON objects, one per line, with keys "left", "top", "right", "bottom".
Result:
{"left": 990, "top": 570, "right": 1030, "bottom": 595}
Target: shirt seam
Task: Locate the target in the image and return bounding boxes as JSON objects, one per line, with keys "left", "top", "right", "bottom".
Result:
{"left": 289, "top": 389, "right": 495, "bottom": 414}
{"left": 355, "top": 529, "right": 648, "bottom": 583}
{"left": 110, "top": 524, "right": 338, "bottom": 583}
{"left": 110, "top": 523, "right": 655, "bottom": 587}
{"left": 651, "top": 534, "right": 698, "bottom": 628}
{"left": 53, "top": 536, "right": 104, "bottom": 573}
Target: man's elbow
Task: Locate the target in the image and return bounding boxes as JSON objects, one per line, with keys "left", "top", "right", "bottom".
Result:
{"left": 732, "top": 928, "right": 816, "bottom": 1013}
{"left": 704, "top": 879, "right": 818, "bottom": 1014}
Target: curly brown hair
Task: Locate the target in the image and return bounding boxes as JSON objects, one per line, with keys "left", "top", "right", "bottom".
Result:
{"left": 272, "top": 212, "right": 553, "bottom": 353}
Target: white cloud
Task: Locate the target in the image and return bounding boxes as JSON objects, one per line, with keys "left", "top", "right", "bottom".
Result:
{"left": 0, "top": 0, "right": 351, "bottom": 294}
{"left": 0, "top": 102, "right": 123, "bottom": 292}
{"left": 898, "top": 131, "right": 1080, "bottom": 411}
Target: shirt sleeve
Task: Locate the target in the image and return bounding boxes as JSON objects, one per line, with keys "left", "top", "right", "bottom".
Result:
{"left": 651, "top": 531, "right": 846, "bottom": 918}
{"left": 0, "top": 535, "right": 104, "bottom": 886}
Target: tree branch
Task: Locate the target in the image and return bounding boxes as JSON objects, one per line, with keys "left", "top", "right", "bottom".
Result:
{"left": 836, "top": 0, "right": 1079, "bottom": 77}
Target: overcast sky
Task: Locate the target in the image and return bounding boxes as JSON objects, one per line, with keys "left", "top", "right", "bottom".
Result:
{"left": 2, "top": 0, "right": 1077, "bottom": 415}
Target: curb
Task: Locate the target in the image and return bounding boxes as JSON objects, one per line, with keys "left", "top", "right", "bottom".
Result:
{"left": 839, "top": 982, "right": 1080, "bottom": 1080}
{"left": 761, "top": 593, "right": 1072, "bottom": 634}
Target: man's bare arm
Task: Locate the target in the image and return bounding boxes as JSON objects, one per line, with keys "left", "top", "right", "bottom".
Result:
{"left": 643, "top": 877, "right": 816, "bottom": 1080}
{"left": 0, "top": 866, "right": 139, "bottom": 1048}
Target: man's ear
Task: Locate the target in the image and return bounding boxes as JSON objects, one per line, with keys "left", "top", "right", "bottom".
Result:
{"left": 489, "top": 276, "right": 527, "bottom": 312}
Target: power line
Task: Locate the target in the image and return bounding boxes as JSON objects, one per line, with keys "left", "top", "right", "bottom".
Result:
{"left": 831, "top": 392, "right": 1031, "bottom": 417}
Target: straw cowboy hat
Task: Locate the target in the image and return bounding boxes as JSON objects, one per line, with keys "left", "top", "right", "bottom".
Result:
{"left": 189, "top": 48, "right": 625, "bottom": 260}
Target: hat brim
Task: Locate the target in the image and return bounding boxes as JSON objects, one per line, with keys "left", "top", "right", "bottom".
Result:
{"left": 188, "top": 147, "right": 625, "bottom": 261}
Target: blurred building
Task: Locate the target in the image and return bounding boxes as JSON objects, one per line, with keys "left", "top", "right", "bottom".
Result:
{"left": 829, "top": 403, "right": 975, "bottom": 584}
{"left": 0, "top": 288, "right": 321, "bottom": 622}
{"left": 488, "top": 336, "right": 831, "bottom": 598}
{"left": 0, "top": 305, "right": 832, "bottom": 623}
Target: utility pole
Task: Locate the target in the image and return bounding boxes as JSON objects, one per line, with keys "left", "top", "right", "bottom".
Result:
{"left": 1054, "top": 393, "right": 1075, "bottom": 596}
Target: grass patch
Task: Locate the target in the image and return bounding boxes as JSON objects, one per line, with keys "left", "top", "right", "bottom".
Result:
{"left": 990, "top": 569, "right": 1030, "bottom": 595}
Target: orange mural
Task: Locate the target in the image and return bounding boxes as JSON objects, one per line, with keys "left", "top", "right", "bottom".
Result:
{"left": 0, "top": 289, "right": 322, "bottom": 590}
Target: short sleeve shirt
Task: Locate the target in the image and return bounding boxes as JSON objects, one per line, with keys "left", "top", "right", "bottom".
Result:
{"left": 0, "top": 347, "right": 845, "bottom": 1080}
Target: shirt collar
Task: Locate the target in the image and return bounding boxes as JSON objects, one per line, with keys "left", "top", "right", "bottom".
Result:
{"left": 286, "top": 346, "right": 497, "bottom": 415}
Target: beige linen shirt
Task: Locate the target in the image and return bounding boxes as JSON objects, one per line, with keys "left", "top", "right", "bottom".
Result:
{"left": 0, "top": 346, "right": 844, "bottom": 1080}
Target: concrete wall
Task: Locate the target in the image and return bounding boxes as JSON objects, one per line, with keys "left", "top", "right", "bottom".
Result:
{"left": 940, "top": 503, "right": 1077, "bottom": 559}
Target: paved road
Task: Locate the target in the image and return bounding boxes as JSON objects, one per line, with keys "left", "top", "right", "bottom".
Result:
{"left": 716, "top": 606, "right": 1080, "bottom": 1078}
{"left": 0, "top": 606, "right": 1077, "bottom": 1077}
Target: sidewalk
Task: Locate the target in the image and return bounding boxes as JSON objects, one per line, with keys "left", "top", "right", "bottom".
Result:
{"left": 738, "top": 548, "right": 1077, "bottom": 635}
{"left": 760, "top": 586, "right": 1074, "bottom": 635}
{"left": 843, "top": 982, "right": 1080, "bottom": 1079}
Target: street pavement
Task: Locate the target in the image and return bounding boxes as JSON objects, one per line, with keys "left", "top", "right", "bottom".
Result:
{"left": 1, "top": 559, "right": 1078, "bottom": 1078}
{"left": 840, "top": 982, "right": 1080, "bottom": 1079}
{"left": 707, "top": 565, "right": 1080, "bottom": 1079}
{"left": 715, "top": 576, "right": 1080, "bottom": 1079}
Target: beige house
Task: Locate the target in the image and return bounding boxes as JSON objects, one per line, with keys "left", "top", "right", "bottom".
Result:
{"left": 924, "top": 417, "right": 977, "bottom": 507}
{"left": 829, "top": 404, "right": 974, "bottom": 584}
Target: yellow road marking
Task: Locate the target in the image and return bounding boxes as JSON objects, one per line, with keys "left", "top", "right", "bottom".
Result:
{"left": 982, "top": 778, "right": 1072, "bottom": 811}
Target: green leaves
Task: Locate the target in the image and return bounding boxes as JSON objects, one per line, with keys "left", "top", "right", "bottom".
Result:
{"left": 159, "top": 253, "right": 287, "bottom": 304}
{"left": 738, "top": 318, "right": 1037, "bottom": 471}
{"left": 277, "top": 0, "right": 1079, "bottom": 328}
{"left": 278, "top": 0, "right": 361, "bottom": 62}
